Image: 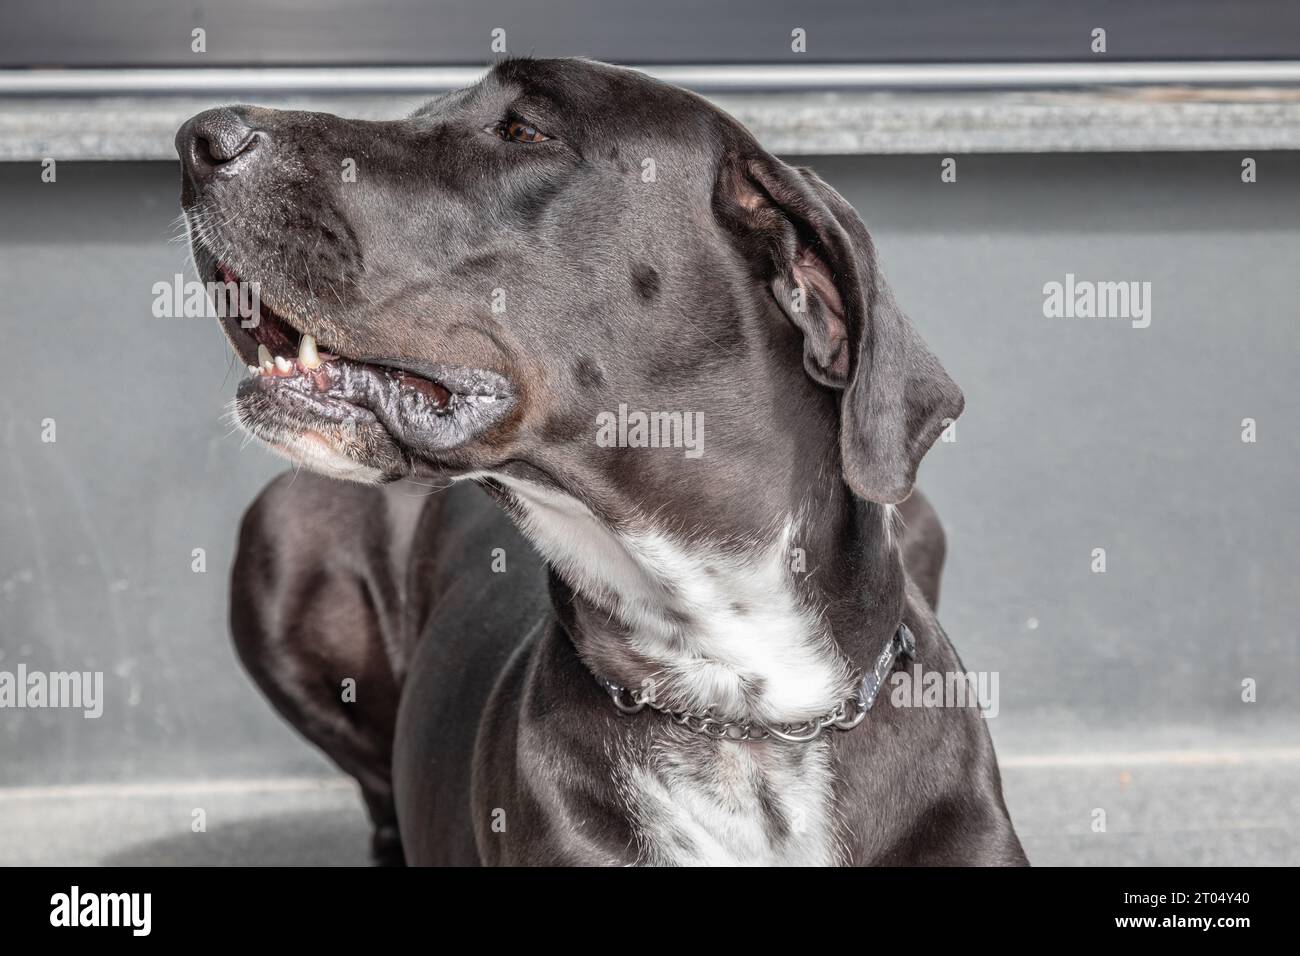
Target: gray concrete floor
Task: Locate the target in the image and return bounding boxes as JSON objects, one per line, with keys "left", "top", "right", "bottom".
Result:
{"left": 1001, "top": 756, "right": 1300, "bottom": 866}
{"left": 3, "top": 743, "right": 1297, "bottom": 866}
{"left": 0, "top": 778, "right": 373, "bottom": 867}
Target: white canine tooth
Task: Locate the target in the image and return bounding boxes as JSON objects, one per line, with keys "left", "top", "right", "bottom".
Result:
{"left": 247, "top": 365, "right": 259, "bottom": 374}
{"left": 274, "top": 355, "right": 293, "bottom": 373}
{"left": 298, "top": 334, "right": 322, "bottom": 370}
{"left": 258, "top": 344, "right": 273, "bottom": 368}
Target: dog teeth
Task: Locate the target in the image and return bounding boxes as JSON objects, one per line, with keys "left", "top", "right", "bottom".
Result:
{"left": 247, "top": 364, "right": 259, "bottom": 374}
{"left": 274, "top": 355, "right": 293, "bottom": 373}
{"left": 257, "top": 344, "right": 273, "bottom": 369}
{"left": 298, "top": 334, "right": 322, "bottom": 370}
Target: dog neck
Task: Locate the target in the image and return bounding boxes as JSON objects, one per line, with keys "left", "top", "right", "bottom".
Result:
{"left": 480, "top": 470, "right": 905, "bottom": 725}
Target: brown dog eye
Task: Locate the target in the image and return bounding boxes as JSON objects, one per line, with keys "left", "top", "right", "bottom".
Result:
{"left": 497, "top": 119, "right": 549, "bottom": 143}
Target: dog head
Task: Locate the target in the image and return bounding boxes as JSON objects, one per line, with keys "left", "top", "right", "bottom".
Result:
{"left": 178, "top": 57, "right": 960, "bottom": 525}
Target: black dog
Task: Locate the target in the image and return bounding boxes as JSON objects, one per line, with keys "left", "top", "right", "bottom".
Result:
{"left": 178, "top": 57, "right": 1026, "bottom": 865}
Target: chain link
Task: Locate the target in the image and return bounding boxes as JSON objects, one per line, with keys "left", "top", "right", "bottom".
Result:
{"left": 599, "top": 624, "right": 915, "bottom": 744}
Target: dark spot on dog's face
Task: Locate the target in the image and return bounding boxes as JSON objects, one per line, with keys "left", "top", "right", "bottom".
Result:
{"left": 540, "top": 408, "right": 589, "bottom": 444}
{"left": 573, "top": 355, "right": 605, "bottom": 389}
{"left": 631, "top": 263, "right": 660, "bottom": 301}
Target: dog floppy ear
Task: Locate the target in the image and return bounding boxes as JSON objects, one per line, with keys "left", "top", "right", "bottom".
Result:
{"left": 717, "top": 153, "right": 963, "bottom": 504}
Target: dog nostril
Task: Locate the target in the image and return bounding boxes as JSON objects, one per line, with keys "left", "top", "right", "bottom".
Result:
{"left": 199, "top": 130, "right": 258, "bottom": 165}
{"left": 178, "top": 107, "right": 263, "bottom": 177}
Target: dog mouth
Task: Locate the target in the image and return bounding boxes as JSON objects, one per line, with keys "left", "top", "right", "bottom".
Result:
{"left": 214, "top": 265, "right": 513, "bottom": 475}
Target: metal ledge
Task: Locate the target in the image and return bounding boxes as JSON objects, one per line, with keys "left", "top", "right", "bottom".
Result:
{"left": 3, "top": 64, "right": 1300, "bottom": 160}
{"left": 6, "top": 62, "right": 1300, "bottom": 95}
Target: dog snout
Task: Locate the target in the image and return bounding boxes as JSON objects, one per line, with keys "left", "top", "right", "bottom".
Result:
{"left": 176, "top": 107, "right": 264, "bottom": 181}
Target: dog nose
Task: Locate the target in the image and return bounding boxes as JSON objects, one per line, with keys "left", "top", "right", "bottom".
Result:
{"left": 176, "top": 107, "right": 262, "bottom": 179}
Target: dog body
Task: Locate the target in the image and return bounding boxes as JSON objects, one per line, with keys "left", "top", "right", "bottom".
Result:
{"left": 236, "top": 474, "right": 1022, "bottom": 866}
{"left": 179, "top": 57, "right": 1026, "bottom": 865}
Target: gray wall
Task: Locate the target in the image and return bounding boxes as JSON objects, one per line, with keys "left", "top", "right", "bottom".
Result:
{"left": 8, "top": 0, "right": 1299, "bottom": 66}
{"left": 1, "top": 153, "right": 1297, "bottom": 786}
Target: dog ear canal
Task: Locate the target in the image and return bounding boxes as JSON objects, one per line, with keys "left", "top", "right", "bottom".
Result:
{"left": 722, "top": 154, "right": 965, "bottom": 505}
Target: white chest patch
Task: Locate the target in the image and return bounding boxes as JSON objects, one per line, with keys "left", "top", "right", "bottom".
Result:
{"left": 479, "top": 473, "right": 853, "bottom": 723}
{"left": 617, "top": 734, "right": 842, "bottom": 866}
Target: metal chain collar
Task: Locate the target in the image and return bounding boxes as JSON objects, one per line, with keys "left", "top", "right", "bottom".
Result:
{"left": 598, "top": 623, "right": 916, "bottom": 744}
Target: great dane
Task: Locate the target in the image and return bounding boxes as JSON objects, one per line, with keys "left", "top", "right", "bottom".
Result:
{"left": 177, "top": 57, "right": 1026, "bottom": 866}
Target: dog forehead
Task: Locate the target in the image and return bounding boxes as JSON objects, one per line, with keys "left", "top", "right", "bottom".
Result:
{"left": 487, "top": 57, "right": 670, "bottom": 103}
{"left": 480, "top": 57, "right": 723, "bottom": 142}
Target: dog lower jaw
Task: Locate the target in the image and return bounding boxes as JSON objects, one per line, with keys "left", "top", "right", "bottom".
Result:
{"left": 267, "top": 431, "right": 390, "bottom": 484}
{"left": 231, "top": 388, "right": 411, "bottom": 482}
{"left": 231, "top": 348, "right": 515, "bottom": 482}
